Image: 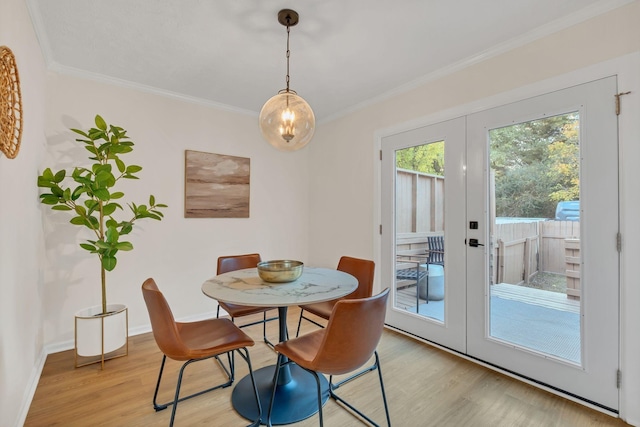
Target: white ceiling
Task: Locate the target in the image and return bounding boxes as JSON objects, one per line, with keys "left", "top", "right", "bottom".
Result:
{"left": 27, "top": 0, "right": 631, "bottom": 122}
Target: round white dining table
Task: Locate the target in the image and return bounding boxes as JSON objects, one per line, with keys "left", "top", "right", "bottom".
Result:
{"left": 201, "top": 266, "right": 357, "bottom": 425}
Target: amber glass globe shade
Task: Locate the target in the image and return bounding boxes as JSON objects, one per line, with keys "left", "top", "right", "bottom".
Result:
{"left": 259, "top": 90, "right": 315, "bottom": 151}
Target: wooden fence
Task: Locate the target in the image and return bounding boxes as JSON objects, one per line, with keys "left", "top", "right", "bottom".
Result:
{"left": 395, "top": 168, "right": 580, "bottom": 296}
{"left": 396, "top": 169, "right": 444, "bottom": 233}
{"left": 492, "top": 220, "right": 580, "bottom": 286}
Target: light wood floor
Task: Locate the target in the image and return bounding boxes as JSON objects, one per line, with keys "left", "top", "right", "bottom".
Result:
{"left": 26, "top": 307, "right": 629, "bottom": 427}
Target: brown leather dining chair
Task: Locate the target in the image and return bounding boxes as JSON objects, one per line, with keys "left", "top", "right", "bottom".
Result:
{"left": 295, "top": 255, "right": 375, "bottom": 337}
{"left": 142, "top": 278, "right": 262, "bottom": 427}
{"left": 295, "top": 256, "right": 376, "bottom": 388}
{"left": 216, "top": 253, "right": 277, "bottom": 347}
{"left": 267, "top": 288, "right": 391, "bottom": 427}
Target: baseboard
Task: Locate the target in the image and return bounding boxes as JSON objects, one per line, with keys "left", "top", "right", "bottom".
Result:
{"left": 14, "top": 348, "right": 48, "bottom": 427}
{"left": 17, "top": 310, "right": 217, "bottom": 427}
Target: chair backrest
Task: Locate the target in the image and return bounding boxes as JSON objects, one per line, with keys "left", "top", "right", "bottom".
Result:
{"left": 217, "top": 253, "right": 262, "bottom": 275}
{"left": 337, "top": 256, "right": 375, "bottom": 300}
{"left": 427, "top": 236, "right": 444, "bottom": 265}
{"left": 310, "top": 288, "right": 389, "bottom": 375}
{"left": 141, "top": 278, "right": 189, "bottom": 360}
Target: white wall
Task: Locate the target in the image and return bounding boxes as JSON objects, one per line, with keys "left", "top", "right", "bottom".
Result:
{"left": 0, "top": 0, "right": 48, "bottom": 425}
{"left": 41, "top": 74, "right": 311, "bottom": 348}
{"left": 307, "top": 1, "right": 640, "bottom": 424}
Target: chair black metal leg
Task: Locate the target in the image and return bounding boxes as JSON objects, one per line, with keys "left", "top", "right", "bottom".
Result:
{"left": 153, "top": 355, "right": 168, "bottom": 411}
{"left": 236, "top": 347, "right": 262, "bottom": 427}
{"left": 328, "top": 351, "right": 391, "bottom": 427}
{"left": 266, "top": 353, "right": 284, "bottom": 427}
{"left": 374, "top": 351, "right": 392, "bottom": 427}
{"left": 295, "top": 310, "right": 304, "bottom": 337}
{"left": 312, "top": 370, "right": 325, "bottom": 427}
{"left": 152, "top": 353, "right": 234, "bottom": 425}
{"left": 296, "top": 310, "right": 327, "bottom": 338}
{"left": 330, "top": 361, "right": 377, "bottom": 390}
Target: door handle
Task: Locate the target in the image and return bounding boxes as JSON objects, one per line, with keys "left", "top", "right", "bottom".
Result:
{"left": 468, "top": 238, "right": 484, "bottom": 247}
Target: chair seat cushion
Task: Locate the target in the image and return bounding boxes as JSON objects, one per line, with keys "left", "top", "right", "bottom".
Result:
{"left": 173, "top": 318, "right": 254, "bottom": 361}
{"left": 275, "top": 329, "right": 325, "bottom": 369}
{"left": 218, "top": 301, "right": 275, "bottom": 317}
{"left": 299, "top": 299, "right": 338, "bottom": 321}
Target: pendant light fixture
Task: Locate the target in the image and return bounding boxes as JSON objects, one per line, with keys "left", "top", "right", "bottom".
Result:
{"left": 259, "top": 9, "right": 315, "bottom": 151}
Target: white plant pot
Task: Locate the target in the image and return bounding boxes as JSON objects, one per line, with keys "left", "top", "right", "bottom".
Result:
{"left": 75, "top": 303, "right": 128, "bottom": 360}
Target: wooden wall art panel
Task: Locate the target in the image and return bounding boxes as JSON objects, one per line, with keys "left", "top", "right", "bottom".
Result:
{"left": 184, "top": 150, "right": 250, "bottom": 218}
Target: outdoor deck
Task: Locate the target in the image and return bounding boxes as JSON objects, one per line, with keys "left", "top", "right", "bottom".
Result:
{"left": 395, "top": 281, "right": 582, "bottom": 362}
{"left": 396, "top": 282, "right": 580, "bottom": 314}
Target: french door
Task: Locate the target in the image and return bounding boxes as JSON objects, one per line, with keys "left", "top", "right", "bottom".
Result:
{"left": 382, "top": 117, "right": 467, "bottom": 352}
{"left": 381, "top": 76, "right": 619, "bottom": 410}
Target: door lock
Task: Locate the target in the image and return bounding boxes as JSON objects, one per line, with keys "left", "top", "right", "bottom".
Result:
{"left": 469, "top": 238, "right": 484, "bottom": 247}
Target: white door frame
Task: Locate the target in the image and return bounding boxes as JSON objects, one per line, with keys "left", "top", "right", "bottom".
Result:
{"left": 374, "top": 53, "right": 640, "bottom": 422}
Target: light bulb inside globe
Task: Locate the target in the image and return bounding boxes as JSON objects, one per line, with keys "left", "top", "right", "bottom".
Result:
{"left": 280, "top": 108, "right": 295, "bottom": 142}
{"left": 259, "top": 90, "right": 315, "bottom": 151}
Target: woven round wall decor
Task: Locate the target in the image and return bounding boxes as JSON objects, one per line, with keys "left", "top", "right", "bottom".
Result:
{"left": 0, "top": 46, "right": 23, "bottom": 159}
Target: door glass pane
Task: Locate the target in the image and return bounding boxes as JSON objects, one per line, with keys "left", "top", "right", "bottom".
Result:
{"left": 488, "top": 112, "right": 581, "bottom": 364}
{"left": 394, "top": 141, "right": 446, "bottom": 322}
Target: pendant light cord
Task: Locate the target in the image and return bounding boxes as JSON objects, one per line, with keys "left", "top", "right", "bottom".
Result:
{"left": 285, "top": 20, "right": 291, "bottom": 92}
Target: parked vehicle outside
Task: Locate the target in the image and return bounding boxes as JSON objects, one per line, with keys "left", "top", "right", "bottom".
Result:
{"left": 555, "top": 201, "right": 580, "bottom": 221}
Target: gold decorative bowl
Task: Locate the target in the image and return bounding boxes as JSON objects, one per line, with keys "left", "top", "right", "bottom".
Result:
{"left": 257, "top": 260, "right": 304, "bottom": 283}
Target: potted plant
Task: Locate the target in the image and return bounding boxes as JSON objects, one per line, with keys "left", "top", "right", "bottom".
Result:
{"left": 37, "top": 115, "right": 167, "bottom": 367}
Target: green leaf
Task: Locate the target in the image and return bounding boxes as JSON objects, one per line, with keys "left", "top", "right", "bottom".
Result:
{"left": 42, "top": 168, "right": 54, "bottom": 180}
{"left": 149, "top": 195, "right": 155, "bottom": 205}
{"left": 156, "top": 204, "right": 168, "bottom": 208}
{"left": 106, "top": 218, "right": 118, "bottom": 228}
{"left": 145, "top": 213, "right": 162, "bottom": 220}
{"left": 95, "top": 240, "right": 110, "bottom": 249}
{"left": 88, "top": 128, "right": 107, "bottom": 141}
{"left": 111, "top": 192, "right": 124, "bottom": 199}
{"left": 63, "top": 188, "right": 72, "bottom": 201}
{"left": 102, "top": 255, "right": 117, "bottom": 271}
{"left": 40, "top": 195, "right": 60, "bottom": 205}
{"left": 72, "top": 186, "right": 86, "bottom": 201}
{"left": 110, "top": 144, "right": 133, "bottom": 154}
{"left": 120, "top": 223, "right": 133, "bottom": 235}
{"left": 70, "top": 217, "right": 86, "bottom": 226}
{"left": 74, "top": 205, "right": 87, "bottom": 216}
{"left": 105, "top": 226, "right": 120, "bottom": 243}
{"left": 54, "top": 170, "right": 66, "bottom": 183}
{"left": 95, "top": 115, "right": 107, "bottom": 131}
{"left": 126, "top": 165, "right": 142, "bottom": 174}
{"left": 80, "top": 243, "right": 96, "bottom": 252}
{"left": 93, "top": 188, "right": 110, "bottom": 201}
{"left": 115, "top": 158, "right": 125, "bottom": 173}
{"left": 51, "top": 205, "right": 73, "bottom": 211}
{"left": 96, "top": 170, "right": 116, "bottom": 187}
{"left": 116, "top": 242, "right": 133, "bottom": 251}
{"left": 87, "top": 215, "right": 100, "bottom": 229}
{"left": 102, "top": 203, "right": 119, "bottom": 216}
{"left": 50, "top": 186, "right": 64, "bottom": 197}
{"left": 37, "top": 177, "right": 54, "bottom": 188}
{"left": 71, "top": 128, "right": 89, "bottom": 138}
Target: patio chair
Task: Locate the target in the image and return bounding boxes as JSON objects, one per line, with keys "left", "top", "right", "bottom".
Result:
{"left": 396, "top": 235, "right": 444, "bottom": 310}
{"left": 427, "top": 235, "right": 444, "bottom": 265}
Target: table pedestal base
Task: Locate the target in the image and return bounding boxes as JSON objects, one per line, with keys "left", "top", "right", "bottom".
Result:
{"left": 232, "top": 364, "right": 329, "bottom": 425}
